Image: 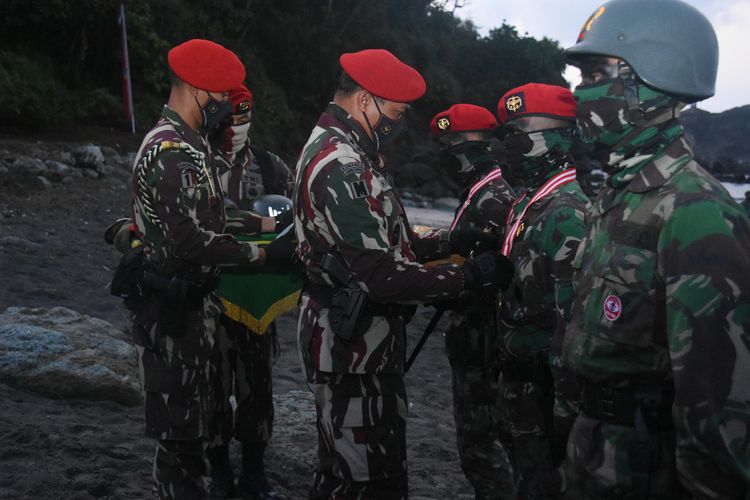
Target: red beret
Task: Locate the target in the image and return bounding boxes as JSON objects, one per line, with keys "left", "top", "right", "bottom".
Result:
{"left": 168, "top": 39, "right": 246, "bottom": 92}
{"left": 229, "top": 84, "right": 253, "bottom": 114}
{"left": 430, "top": 104, "right": 497, "bottom": 136}
{"left": 339, "top": 49, "right": 426, "bottom": 103}
{"left": 497, "top": 83, "right": 576, "bottom": 124}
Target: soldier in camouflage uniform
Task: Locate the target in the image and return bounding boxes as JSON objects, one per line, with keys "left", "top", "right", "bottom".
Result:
{"left": 430, "top": 103, "right": 516, "bottom": 500}
{"left": 293, "top": 49, "right": 514, "bottom": 500}
{"left": 494, "top": 84, "right": 590, "bottom": 499}
{"left": 130, "top": 40, "right": 293, "bottom": 500}
{"left": 562, "top": 1, "right": 750, "bottom": 498}
{"left": 207, "top": 85, "right": 292, "bottom": 499}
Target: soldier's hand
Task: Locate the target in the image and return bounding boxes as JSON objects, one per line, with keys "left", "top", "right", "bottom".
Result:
{"left": 274, "top": 209, "right": 294, "bottom": 233}
{"left": 264, "top": 228, "right": 296, "bottom": 267}
{"left": 450, "top": 228, "right": 499, "bottom": 256}
{"left": 462, "top": 251, "right": 514, "bottom": 291}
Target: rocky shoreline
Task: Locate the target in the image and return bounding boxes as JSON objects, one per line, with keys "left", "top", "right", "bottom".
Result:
{"left": 0, "top": 138, "right": 472, "bottom": 499}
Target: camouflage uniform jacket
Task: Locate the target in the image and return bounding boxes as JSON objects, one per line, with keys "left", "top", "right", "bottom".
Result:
{"left": 215, "top": 144, "right": 293, "bottom": 235}
{"left": 501, "top": 173, "right": 590, "bottom": 359}
{"left": 562, "top": 135, "right": 750, "bottom": 496}
{"left": 132, "top": 106, "right": 260, "bottom": 312}
{"left": 452, "top": 168, "right": 515, "bottom": 235}
{"left": 294, "top": 103, "right": 465, "bottom": 375}
{"left": 444, "top": 168, "right": 515, "bottom": 355}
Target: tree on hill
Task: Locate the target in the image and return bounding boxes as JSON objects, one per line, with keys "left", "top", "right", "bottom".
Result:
{"left": 0, "top": 0, "right": 566, "bottom": 169}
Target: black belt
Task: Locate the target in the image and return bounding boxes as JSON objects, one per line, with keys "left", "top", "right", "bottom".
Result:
{"left": 142, "top": 269, "right": 219, "bottom": 309}
{"left": 304, "top": 282, "right": 404, "bottom": 317}
{"left": 580, "top": 380, "right": 674, "bottom": 428}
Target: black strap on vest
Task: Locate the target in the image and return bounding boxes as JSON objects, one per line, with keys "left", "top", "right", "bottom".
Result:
{"left": 249, "top": 144, "right": 275, "bottom": 192}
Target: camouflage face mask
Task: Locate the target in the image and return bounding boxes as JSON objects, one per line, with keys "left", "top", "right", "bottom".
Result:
{"left": 574, "top": 77, "right": 677, "bottom": 163}
{"left": 438, "top": 141, "right": 495, "bottom": 185}
{"left": 499, "top": 128, "right": 574, "bottom": 188}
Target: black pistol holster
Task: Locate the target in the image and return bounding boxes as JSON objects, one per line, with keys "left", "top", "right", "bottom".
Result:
{"left": 309, "top": 253, "right": 366, "bottom": 341}
{"left": 110, "top": 245, "right": 147, "bottom": 310}
{"left": 328, "top": 287, "right": 367, "bottom": 341}
{"left": 306, "top": 253, "right": 401, "bottom": 341}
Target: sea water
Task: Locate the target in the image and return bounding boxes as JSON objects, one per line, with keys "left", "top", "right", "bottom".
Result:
{"left": 404, "top": 182, "right": 750, "bottom": 229}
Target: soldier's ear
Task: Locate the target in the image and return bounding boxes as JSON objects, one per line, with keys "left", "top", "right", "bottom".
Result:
{"left": 357, "top": 91, "right": 371, "bottom": 113}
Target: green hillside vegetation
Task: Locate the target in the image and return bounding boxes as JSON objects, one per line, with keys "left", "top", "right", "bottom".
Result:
{"left": 0, "top": 0, "right": 566, "bottom": 166}
{"left": 682, "top": 105, "right": 750, "bottom": 182}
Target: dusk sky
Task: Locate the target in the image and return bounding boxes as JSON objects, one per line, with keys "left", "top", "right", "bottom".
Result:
{"left": 456, "top": 0, "right": 748, "bottom": 113}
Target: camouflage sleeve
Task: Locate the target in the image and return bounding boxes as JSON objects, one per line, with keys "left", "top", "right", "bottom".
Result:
{"left": 149, "top": 150, "right": 260, "bottom": 266}
{"left": 224, "top": 207, "right": 263, "bottom": 235}
{"left": 545, "top": 200, "right": 588, "bottom": 353}
{"left": 475, "top": 182, "right": 514, "bottom": 228}
{"left": 323, "top": 162, "right": 463, "bottom": 303}
{"left": 659, "top": 195, "right": 750, "bottom": 494}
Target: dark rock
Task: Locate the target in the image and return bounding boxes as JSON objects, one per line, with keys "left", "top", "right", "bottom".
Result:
{"left": 44, "top": 160, "right": 71, "bottom": 175}
{"left": 82, "top": 169, "right": 100, "bottom": 179}
{"left": 73, "top": 145, "right": 105, "bottom": 172}
{"left": 58, "top": 150, "right": 75, "bottom": 165}
{"left": 37, "top": 175, "right": 52, "bottom": 189}
{"left": 0, "top": 306, "right": 141, "bottom": 406}
{"left": 100, "top": 146, "right": 118, "bottom": 158}
{"left": 11, "top": 156, "right": 47, "bottom": 175}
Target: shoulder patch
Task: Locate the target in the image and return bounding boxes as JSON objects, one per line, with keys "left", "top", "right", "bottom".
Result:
{"left": 350, "top": 179, "right": 370, "bottom": 199}
{"left": 339, "top": 161, "right": 365, "bottom": 176}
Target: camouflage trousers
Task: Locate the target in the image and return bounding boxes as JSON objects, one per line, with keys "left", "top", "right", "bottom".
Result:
{"left": 307, "top": 371, "right": 408, "bottom": 500}
{"left": 152, "top": 439, "right": 209, "bottom": 500}
{"left": 207, "top": 315, "right": 279, "bottom": 450}
{"left": 445, "top": 316, "right": 515, "bottom": 500}
{"left": 499, "top": 355, "right": 569, "bottom": 500}
{"left": 132, "top": 293, "right": 217, "bottom": 499}
{"left": 565, "top": 414, "right": 688, "bottom": 500}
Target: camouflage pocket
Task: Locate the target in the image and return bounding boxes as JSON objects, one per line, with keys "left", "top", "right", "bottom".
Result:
{"left": 584, "top": 245, "right": 657, "bottom": 348}
{"left": 335, "top": 394, "right": 406, "bottom": 482}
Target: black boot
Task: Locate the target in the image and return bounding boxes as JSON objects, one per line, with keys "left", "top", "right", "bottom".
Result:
{"left": 237, "top": 443, "right": 285, "bottom": 500}
{"left": 207, "top": 444, "right": 237, "bottom": 499}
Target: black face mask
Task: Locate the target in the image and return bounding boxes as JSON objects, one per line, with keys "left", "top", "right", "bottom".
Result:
{"left": 195, "top": 93, "right": 232, "bottom": 133}
{"left": 364, "top": 99, "right": 407, "bottom": 151}
{"left": 438, "top": 141, "right": 494, "bottom": 185}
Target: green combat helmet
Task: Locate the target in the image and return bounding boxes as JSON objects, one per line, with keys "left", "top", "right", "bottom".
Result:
{"left": 567, "top": 0, "right": 718, "bottom": 102}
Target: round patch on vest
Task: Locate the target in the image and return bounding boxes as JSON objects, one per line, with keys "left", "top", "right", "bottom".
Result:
{"left": 603, "top": 294, "right": 622, "bottom": 321}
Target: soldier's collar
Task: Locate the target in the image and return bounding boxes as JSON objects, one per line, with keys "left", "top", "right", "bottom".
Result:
{"left": 161, "top": 105, "right": 205, "bottom": 153}
{"left": 626, "top": 136, "right": 692, "bottom": 193}
{"left": 325, "top": 103, "right": 379, "bottom": 161}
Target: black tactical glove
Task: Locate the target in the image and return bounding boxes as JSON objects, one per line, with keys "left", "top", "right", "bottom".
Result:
{"left": 274, "top": 209, "right": 294, "bottom": 233}
{"left": 449, "top": 228, "right": 500, "bottom": 256}
{"left": 462, "top": 251, "right": 514, "bottom": 291}
{"left": 264, "top": 228, "right": 296, "bottom": 267}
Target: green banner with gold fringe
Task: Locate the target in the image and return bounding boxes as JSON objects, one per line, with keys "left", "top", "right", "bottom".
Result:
{"left": 218, "top": 233, "right": 303, "bottom": 335}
